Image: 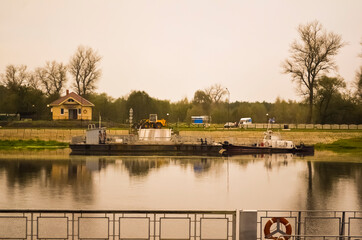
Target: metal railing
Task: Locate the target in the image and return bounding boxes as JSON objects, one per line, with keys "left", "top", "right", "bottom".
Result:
{"left": 0, "top": 210, "right": 236, "bottom": 240}
{"left": 255, "top": 210, "right": 362, "bottom": 240}
{"left": 1, "top": 210, "right": 361, "bottom": 240}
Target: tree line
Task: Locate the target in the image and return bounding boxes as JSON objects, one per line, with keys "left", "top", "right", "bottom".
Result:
{"left": 0, "top": 21, "right": 361, "bottom": 125}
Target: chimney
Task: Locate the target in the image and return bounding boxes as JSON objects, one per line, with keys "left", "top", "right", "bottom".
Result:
{"left": 66, "top": 90, "right": 69, "bottom": 95}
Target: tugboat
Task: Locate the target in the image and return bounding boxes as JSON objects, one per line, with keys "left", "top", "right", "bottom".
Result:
{"left": 221, "top": 129, "right": 314, "bottom": 155}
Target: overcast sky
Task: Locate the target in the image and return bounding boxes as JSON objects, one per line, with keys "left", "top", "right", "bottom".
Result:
{"left": 0, "top": 0, "right": 361, "bottom": 102}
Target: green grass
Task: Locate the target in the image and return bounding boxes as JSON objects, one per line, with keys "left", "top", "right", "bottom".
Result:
{"left": 0, "top": 140, "right": 69, "bottom": 149}
{"left": 315, "top": 137, "right": 362, "bottom": 153}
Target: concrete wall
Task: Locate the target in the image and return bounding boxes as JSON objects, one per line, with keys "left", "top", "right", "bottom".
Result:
{"left": 0, "top": 128, "right": 361, "bottom": 144}
{"left": 179, "top": 130, "right": 362, "bottom": 144}
{"left": 0, "top": 129, "right": 128, "bottom": 142}
{"left": 240, "top": 123, "right": 362, "bottom": 130}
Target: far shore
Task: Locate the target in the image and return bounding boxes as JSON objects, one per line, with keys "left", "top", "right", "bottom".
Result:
{"left": 0, "top": 128, "right": 361, "bottom": 154}
{"left": 0, "top": 128, "right": 361, "bottom": 145}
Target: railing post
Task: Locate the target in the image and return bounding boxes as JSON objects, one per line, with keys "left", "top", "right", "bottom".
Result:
{"left": 339, "top": 211, "right": 345, "bottom": 240}
{"left": 239, "top": 210, "right": 257, "bottom": 240}
{"left": 31, "top": 212, "right": 33, "bottom": 240}
{"left": 297, "top": 211, "right": 301, "bottom": 240}
{"left": 233, "top": 211, "right": 237, "bottom": 240}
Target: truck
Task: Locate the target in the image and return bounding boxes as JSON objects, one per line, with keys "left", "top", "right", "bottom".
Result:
{"left": 238, "top": 117, "right": 252, "bottom": 127}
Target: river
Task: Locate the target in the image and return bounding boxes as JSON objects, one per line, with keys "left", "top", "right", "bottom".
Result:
{"left": 0, "top": 149, "right": 361, "bottom": 211}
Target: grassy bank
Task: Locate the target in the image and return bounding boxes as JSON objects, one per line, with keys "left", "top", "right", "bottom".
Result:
{"left": 0, "top": 140, "right": 69, "bottom": 150}
{"left": 315, "top": 137, "right": 362, "bottom": 153}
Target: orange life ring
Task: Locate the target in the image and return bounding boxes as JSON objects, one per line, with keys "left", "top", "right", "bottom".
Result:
{"left": 83, "top": 109, "right": 87, "bottom": 114}
{"left": 264, "top": 217, "right": 292, "bottom": 240}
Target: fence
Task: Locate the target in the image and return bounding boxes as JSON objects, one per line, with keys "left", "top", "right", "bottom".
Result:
{"left": 0, "top": 129, "right": 129, "bottom": 142}
{"left": 1, "top": 210, "right": 361, "bottom": 240}
{"left": 240, "top": 124, "right": 362, "bottom": 130}
{"left": 241, "top": 210, "right": 362, "bottom": 240}
{"left": 0, "top": 210, "right": 236, "bottom": 240}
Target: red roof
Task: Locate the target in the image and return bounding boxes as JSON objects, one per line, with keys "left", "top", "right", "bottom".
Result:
{"left": 49, "top": 92, "right": 94, "bottom": 107}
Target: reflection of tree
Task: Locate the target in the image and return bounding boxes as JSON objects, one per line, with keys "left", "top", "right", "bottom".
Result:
{"left": 306, "top": 161, "right": 313, "bottom": 210}
{"left": 0, "top": 159, "right": 95, "bottom": 204}
{"left": 314, "top": 162, "right": 360, "bottom": 193}
{"left": 0, "top": 160, "right": 51, "bottom": 188}
{"left": 121, "top": 157, "right": 222, "bottom": 177}
{"left": 64, "top": 162, "right": 93, "bottom": 203}
{"left": 306, "top": 161, "right": 362, "bottom": 209}
{"left": 122, "top": 160, "right": 157, "bottom": 177}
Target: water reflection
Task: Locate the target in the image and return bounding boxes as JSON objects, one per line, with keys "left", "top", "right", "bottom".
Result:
{"left": 306, "top": 160, "right": 362, "bottom": 210}
{"left": 0, "top": 151, "right": 360, "bottom": 210}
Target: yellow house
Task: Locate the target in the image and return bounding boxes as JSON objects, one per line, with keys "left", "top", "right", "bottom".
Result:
{"left": 49, "top": 90, "right": 94, "bottom": 120}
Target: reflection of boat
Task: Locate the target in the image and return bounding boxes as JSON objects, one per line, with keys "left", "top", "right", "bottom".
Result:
{"left": 221, "top": 130, "right": 314, "bottom": 156}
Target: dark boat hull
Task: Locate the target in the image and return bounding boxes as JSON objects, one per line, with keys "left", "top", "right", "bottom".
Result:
{"left": 221, "top": 143, "right": 314, "bottom": 156}
{"left": 70, "top": 143, "right": 223, "bottom": 156}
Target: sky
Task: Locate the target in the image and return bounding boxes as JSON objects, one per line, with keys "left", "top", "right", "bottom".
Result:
{"left": 0, "top": 0, "right": 361, "bottom": 103}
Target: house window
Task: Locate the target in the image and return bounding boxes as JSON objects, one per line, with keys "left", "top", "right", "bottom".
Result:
{"left": 78, "top": 109, "right": 81, "bottom": 115}
{"left": 61, "top": 108, "right": 64, "bottom": 115}
{"left": 68, "top": 99, "right": 75, "bottom": 102}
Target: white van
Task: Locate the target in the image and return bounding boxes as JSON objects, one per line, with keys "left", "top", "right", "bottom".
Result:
{"left": 239, "top": 117, "right": 252, "bottom": 127}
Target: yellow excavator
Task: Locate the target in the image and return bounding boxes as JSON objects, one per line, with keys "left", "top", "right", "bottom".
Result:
{"left": 136, "top": 114, "right": 167, "bottom": 129}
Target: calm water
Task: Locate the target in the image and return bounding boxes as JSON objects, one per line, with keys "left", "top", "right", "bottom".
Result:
{"left": 0, "top": 149, "right": 361, "bottom": 210}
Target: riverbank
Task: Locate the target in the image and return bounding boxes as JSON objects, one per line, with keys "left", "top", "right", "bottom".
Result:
{"left": 0, "top": 128, "right": 362, "bottom": 144}
{"left": 0, "top": 140, "right": 68, "bottom": 150}
{"left": 179, "top": 130, "right": 362, "bottom": 145}
{"left": 315, "top": 137, "right": 362, "bottom": 153}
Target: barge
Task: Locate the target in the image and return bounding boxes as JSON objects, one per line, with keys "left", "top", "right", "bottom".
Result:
{"left": 70, "top": 127, "right": 222, "bottom": 156}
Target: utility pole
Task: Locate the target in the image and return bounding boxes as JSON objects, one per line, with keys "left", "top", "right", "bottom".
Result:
{"left": 226, "top": 88, "right": 230, "bottom": 128}
{"left": 129, "top": 108, "right": 133, "bottom": 133}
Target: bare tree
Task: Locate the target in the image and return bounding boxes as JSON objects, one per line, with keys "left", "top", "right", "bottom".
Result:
{"left": 354, "top": 41, "right": 362, "bottom": 101}
{"left": 282, "top": 20, "right": 345, "bottom": 123}
{"left": 34, "top": 67, "right": 49, "bottom": 93}
{"left": 204, "top": 84, "right": 227, "bottom": 103}
{"left": 68, "top": 46, "right": 101, "bottom": 96}
{"left": 1, "top": 65, "right": 29, "bottom": 90}
{"left": 34, "top": 61, "right": 67, "bottom": 96}
{"left": 355, "top": 66, "right": 362, "bottom": 101}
